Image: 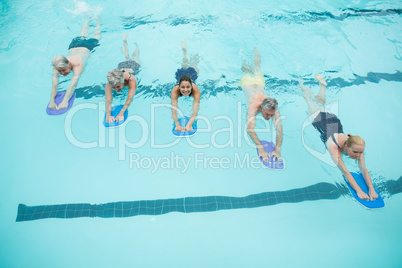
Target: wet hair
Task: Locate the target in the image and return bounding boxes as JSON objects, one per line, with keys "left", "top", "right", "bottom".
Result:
{"left": 107, "top": 69, "right": 125, "bottom": 87}
{"left": 346, "top": 134, "right": 365, "bottom": 147}
{"left": 178, "top": 75, "right": 193, "bottom": 96}
{"left": 261, "top": 97, "right": 278, "bottom": 111}
{"left": 52, "top": 55, "right": 69, "bottom": 69}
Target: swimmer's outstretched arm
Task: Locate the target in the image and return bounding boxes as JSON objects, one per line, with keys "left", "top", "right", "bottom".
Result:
{"left": 329, "top": 146, "right": 370, "bottom": 200}
{"left": 185, "top": 84, "right": 200, "bottom": 131}
{"left": 171, "top": 87, "right": 183, "bottom": 131}
{"left": 48, "top": 69, "right": 60, "bottom": 109}
{"left": 58, "top": 66, "right": 83, "bottom": 110}
{"left": 246, "top": 111, "right": 269, "bottom": 161}
{"left": 105, "top": 83, "right": 114, "bottom": 123}
{"left": 358, "top": 153, "right": 378, "bottom": 200}
{"left": 271, "top": 111, "right": 283, "bottom": 161}
{"left": 116, "top": 77, "right": 137, "bottom": 122}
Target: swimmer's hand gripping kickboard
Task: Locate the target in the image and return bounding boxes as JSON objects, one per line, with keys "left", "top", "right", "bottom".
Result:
{"left": 103, "top": 105, "right": 128, "bottom": 128}
{"left": 257, "top": 140, "right": 284, "bottom": 170}
{"left": 46, "top": 91, "right": 75, "bottom": 115}
{"left": 172, "top": 117, "right": 197, "bottom": 137}
{"left": 344, "top": 172, "right": 384, "bottom": 209}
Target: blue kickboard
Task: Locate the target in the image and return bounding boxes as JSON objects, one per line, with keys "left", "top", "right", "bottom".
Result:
{"left": 257, "top": 140, "right": 284, "bottom": 170}
{"left": 103, "top": 105, "right": 128, "bottom": 127}
{"left": 46, "top": 91, "right": 76, "bottom": 115}
{"left": 344, "top": 172, "right": 384, "bottom": 209}
{"left": 172, "top": 117, "right": 197, "bottom": 137}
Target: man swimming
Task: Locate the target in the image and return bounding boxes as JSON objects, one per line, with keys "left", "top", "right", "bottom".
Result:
{"left": 239, "top": 48, "right": 283, "bottom": 162}
{"left": 48, "top": 18, "right": 101, "bottom": 110}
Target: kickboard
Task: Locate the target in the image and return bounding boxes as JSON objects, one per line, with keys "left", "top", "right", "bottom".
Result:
{"left": 46, "top": 91, "right": 76, "bottom": 115}
{"left": 344, "top": 172, "right": 384, "bottom": 209}
{"left": 257, "top": 140, "right": 284, "bottom": 170}
{"left": 103, "top": 105, "right": 128, "bottom": 128}
{"left": 172, "top": 117, "right": 197, "bottom": 137}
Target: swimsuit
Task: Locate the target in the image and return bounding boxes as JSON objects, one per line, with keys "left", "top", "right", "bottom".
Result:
{"left": 312, "top": 112, "right": 344, "bottom": 147}
{"left": 118, "top": 60, "right": 141, "bottom": 76}
{"left": 122, "top": 70, "right": 132, "bottom": 81}
{"left": 68, "top": 36, "right": 99, "bottom": 51}
{"left": 239, "top": 71, "right": 265, "bottom": 88}
{"left": 175, "top": 67, "right": 198, "bottom": 84}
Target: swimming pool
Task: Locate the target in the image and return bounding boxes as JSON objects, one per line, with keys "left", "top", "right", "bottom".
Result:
{"left": 1, "top": 0, "right": 402, "bottom": 267}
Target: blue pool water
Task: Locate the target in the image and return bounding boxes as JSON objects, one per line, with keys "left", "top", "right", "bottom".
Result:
{"left": 1, "top": 0, "right": 402, "bottom": 267}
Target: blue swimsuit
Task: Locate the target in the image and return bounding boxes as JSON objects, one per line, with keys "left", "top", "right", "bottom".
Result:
{"left": 175, "top": 67, "right": 198, "bottom": 84}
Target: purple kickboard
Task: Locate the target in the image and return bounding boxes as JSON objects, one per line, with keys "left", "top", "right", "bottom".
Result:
{"left": 257, "top": 140, "right": 284, "bottom": 170}
{"left": 46, "top": 91, "right": 76, "bottom": 115}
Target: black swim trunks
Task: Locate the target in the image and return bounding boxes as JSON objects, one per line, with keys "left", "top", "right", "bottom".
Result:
{"left": 68, "top": 36, "right": 99, "bottom": 51}
{"left": 175, "top": 67, "right": 198, "bottom": 84}
{"left": 312, "top": 112, "right": 344, "bottom": 145}
{"left": 118, "top": 60, "right": 141, "bottom": 75}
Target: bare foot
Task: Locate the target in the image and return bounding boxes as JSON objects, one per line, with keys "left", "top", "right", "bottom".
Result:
{"left": 242, "top": 61, "right": 252, "bottom": 73}
{"left": 315, "top": 74, "right": 327, "bottom": 86}
{"left": 253, "top": 47, "right": 260, "bottom": 56}
{"left": 181, "top": 39, "right": 187, "bottom": 49}
{"left": 299, "top": 78, "right": 315, "bottom": 99}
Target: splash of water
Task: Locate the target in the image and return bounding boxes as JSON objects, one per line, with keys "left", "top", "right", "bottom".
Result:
{"left": 64, "top": 1, "right": 103, "bottom": 19}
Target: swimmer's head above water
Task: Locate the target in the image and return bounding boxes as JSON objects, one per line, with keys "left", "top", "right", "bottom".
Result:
{"left": 344, "top": 134, "right": 365, "bottom": 159}
{"left": 260, "top": 97, "right": 278, "bottom": 120}
{"left": 52, "top": 55, "right": 72, "bottom": 76}
{"left": 178, "top": 75, "right": 193, "bottom": 97}
{"left": 107, "top": 69, "right": 125, "bottom": 92}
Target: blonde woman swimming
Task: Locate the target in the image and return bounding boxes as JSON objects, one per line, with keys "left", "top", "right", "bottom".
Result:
{"left": 300, "top": 74, "right": 378, "bottom": 201}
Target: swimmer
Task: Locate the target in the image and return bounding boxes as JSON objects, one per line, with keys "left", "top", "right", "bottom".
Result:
{"left": 105, "top": 34, "right": 140, "bottom": 123}
{"left": 48, "top": 18, "right": 101, "bottom": 110}
{"left": 240, "top": 48, "right": 283, "bottom": 162}
{"left": 171, "top": 40, "right": 200, "bottom": 132}
{"left": 300, "top": 74, "right": 378, "bottom": 201}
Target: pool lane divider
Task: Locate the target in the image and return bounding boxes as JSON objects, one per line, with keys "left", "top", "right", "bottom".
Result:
{"left": 16, "top": 177, "right": 402, "bottom": 222}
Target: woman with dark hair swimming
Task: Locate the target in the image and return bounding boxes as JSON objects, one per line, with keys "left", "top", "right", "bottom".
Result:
{"left": 300, "top": 75, "right": 378, "bottom": 201}
{"left": 171, "top": 40, "right": 200, "bottom": 132}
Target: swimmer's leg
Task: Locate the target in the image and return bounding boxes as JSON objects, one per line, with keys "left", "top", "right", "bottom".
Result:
{"left": 122, "top": 33, "right": 130, "bottom": 60}
{"left": 241, "top": 59, "right": 252, "bottom": 73}
{"left": 131, "top": 42, "right": 142, "bottom": 65}
{"left": 189, "top": 53, "right": 200, "bottom": 73}
{"left": 239, "top": 48, "right": 252, "bottom": 73}
{"left": 300, "top": 80, "right": 320, "bottom": 115}
{"left": 80, "top": 19, "right": 90, "bottom": 38}
{"left": 181, "top": 39, "right": 189, "bottom": 68}
{"left": 299, "top": 79, "right": 315, "bottom": 100}
{"left": 253, "top": 47, "right": 261, "bottom": 73}
{"left": 314, "top": 74, "right": 327, "bottom": 106}
{"left": 92, "top": 18, "right": 101, "bottom": 40}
